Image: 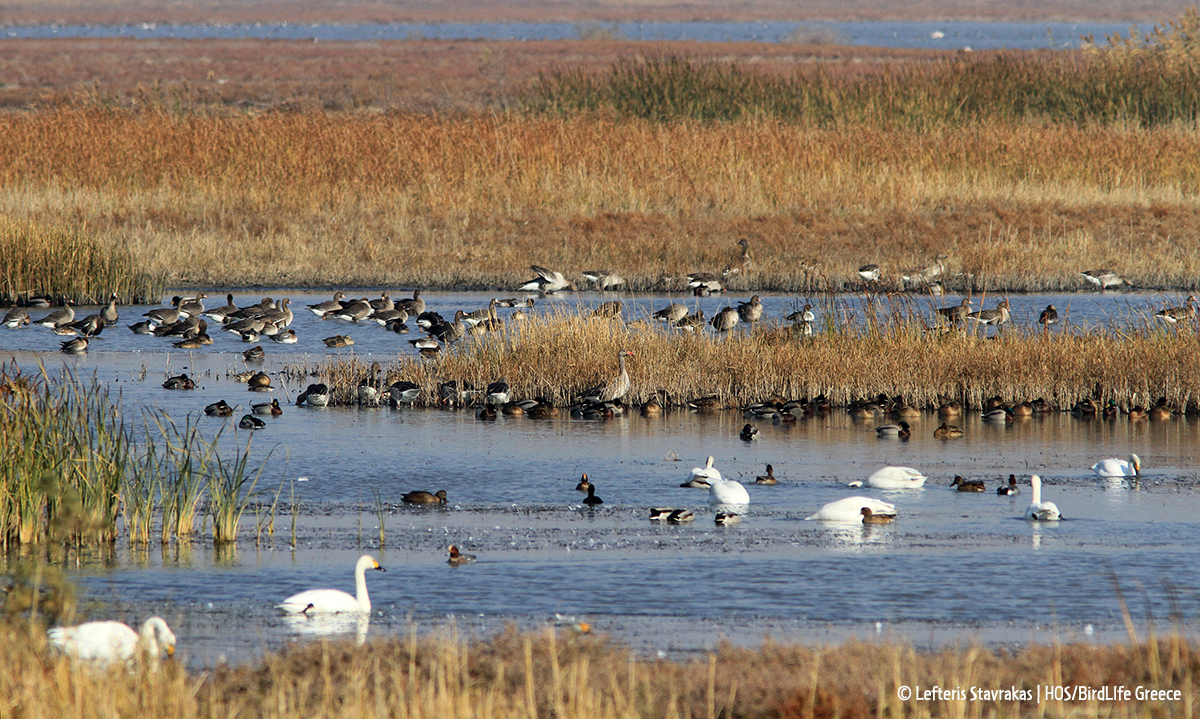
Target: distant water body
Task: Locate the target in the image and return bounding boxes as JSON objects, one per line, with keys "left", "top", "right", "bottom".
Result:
{"left": 3, "top": 20, "right": 1156, "bottom": 50}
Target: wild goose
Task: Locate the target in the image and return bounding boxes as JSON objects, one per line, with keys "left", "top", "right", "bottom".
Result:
{"left": 967, "top": 300, "right": 1011, "bottom": 327}
{"left": 857, "top": 264, "right": 881, "bottom": 282}
{"left": 143, "top": 297, "right": 182, "bottom": 326}
{"left": 736, "top": 295, "right": 763, "bottom": 323}
{"left": 332, "top": 298, "right": 372, "bottom": 323}
{"left": 1, "top": 307, "right": 30, "bottom": 328}
{"left": 258, "top": 298, "right": 293, "bottom": 327}
{"left": 581, "top": 270, "right": 626, "bottom": 290}
{"left": 307, "top": 291, "right": 347, "bottom": 317}
{"left": 1080, "top": 269, "right": 1126, "bottom": 291}
{"left": 936, "top": 297, "right": 973, "bottom": 324}
{"left": 429, "top": 311, "right": 467, "bottom": 343}
{"left": 408, "top": 335, "right": 440, "bottom": 353}
{"left": 389, "top": 380, "right": 421, "bottom": 405}
{"left": 205, "top": 399, "right": 234, "bottom": 417}
{"left": 901, "top": 253, "right": 948, "bottom": 288}
{"left": 205, "top": 293, "right": 239, "bottom": 322}
{"left": 577, "top": 349, "right": 633, "bottom": 403}
{"left": 223, "top": 297, "right": 275, "bottom": 323}
{"left": 35, "top": 301, "right": 75, "bottom": 328}
{"left": 100, "top": 292, "right": 119, "bottom": 326}
{"left": 675, "top": 309, "right": 706, "bottom": 331}
{"left": 517, "top": 265, "right": 570, "bottom": 294}
{"left": 653, "top": 304, "right": 688, "bottom": 323}
{"left": 395, "top": 290, "right": 426, "bottom": 316}
{"left": 736, "top": 238, "right": 752, "bottom": 268}
{"left": 68, "top": 313, "right": 105, "bottom": 337}
{"left": 358, "top": 361, "right": 383, "bottom": 405}
{"left": 710, "top": 306, "right": 739, "bottom": 333}
{"left": 178, "top": 293, "right": 206, "bottom": 318}
{"left": 296, "top": 383, "right": 330, "bottom": 407}
{"left": 686, "top": 270, "right": 724, "bottom": 295}
{"left": 372, "top": 308, "right": 409, "bottom": 326}
{"left": 368, "top": 292, "right": 393, "bottom": 312}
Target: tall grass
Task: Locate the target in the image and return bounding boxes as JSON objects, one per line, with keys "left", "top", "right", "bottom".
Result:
{"left": 292, "top": 304, "right": 1200, "bottom": 412}
{"left": 0, "top": 217, "right": 165, "bottom": 305}
{"left": 1, "top": 618, "right": 1196, "bottom": 718}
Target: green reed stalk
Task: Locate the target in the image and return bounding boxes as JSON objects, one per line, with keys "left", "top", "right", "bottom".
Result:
{"left": 207, "top": 438, "right": 269, "bottom": 545}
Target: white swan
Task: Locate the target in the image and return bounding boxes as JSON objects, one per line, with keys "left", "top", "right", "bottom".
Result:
{"left": 806, "top": 496, "right": 896, "bottom": 523}
{"left": 277, "top": 554, "right": 385, "bottom": 614}
{"left": 708, "top": 477, "right": 750, "bottom": 505}
{"left": 48, "top": 617, "right": 175, "bottom": 663}
{"left": 866, "top": 466, "right": 927, "bottom": 489}
{"left": 1091, "top": 453, "right": 1141, "bottom": 478}
{"left": 1026, "top": 475, "right": 1061, "bottom": 521}
{"left": 683, "top": 456, "right": 721, "bottom": 488}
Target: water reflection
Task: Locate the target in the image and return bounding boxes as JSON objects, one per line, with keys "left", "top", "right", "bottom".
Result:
{"left": 282, "top": 612, "right": 370, "bottom": 645}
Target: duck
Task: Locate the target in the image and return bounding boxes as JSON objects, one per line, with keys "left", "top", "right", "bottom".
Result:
{"left": 582, "top": 484, "right": 603, "bottom": 506}
{"left": 708, "top": 475, "right": 750, "bottom": 506}
{"left": 755, "top": 464, "right": 778, "bottom": 485}
{"left": 475, "top": 403, "right": 498, "bottom": 421}
{"left": 323, "top": 335, "right": 354, "bottom": 348}
{"left": 714, "top": 512, "right": 742, "bottom": 526}
{"left": 296, "top": 383, "right": 330, "bottom": 407}
{"left": 486, "top": 378, "right": 511, "bottom": 405}
{"left": 162, "top": 373, "right": 195, "bottom": 390}
{"left": 242, "top": 345, "right": 265, "bottom": 362}
{"left": 277, "top": 555, "right": 384, "bottom": 614}
{"left": 59, "top": 336, "right": 88, "bottom": 354}
{"left": 937, "top": 400, "right": 963, "bottom": 418}
{"left": 875, "top": 421, "right": 911, "bottom": 440}
{"left": 866, "top": 466, "right": 926, "bottom": 489}
{"left": 575, "top": 473, "right": 592, "bottom": 492}
{"left": 205, "top": 399, "right": 234, "bottom": 417}
{"left": 447, "top": 545, "right": 477, "bottom": 566}
{"left": 252, "top": 398, "right": 283, "bottom": 416}
{"left": 682, "top": 455, "right": 720, "bottom": 488}
{"left": 740, "top": 423, "right": 759, "bottom": 441}
{"left": 1026, "top": 475, "right": 1061, "bottom": 520}
{"left": 933, "top": 422, "right": 963, "bottom": 439}
{"left": 640, "top": 397, "right": 663, "bottom": 417}
{"left": 860, "top": 507, "right": 894, "bottom": 524}
{"left": 1038, "top": 304, "right": 1059, "bottom": 327}
{"left": 648, "top": 507, "right": 678, "bottom": 521}
{"left": 666, "top": 508, "right": 695, "bottom": 523}
{"left": 1091, "top": 453, "right": 1141, "bottom": 478}
{"left": 982, "top": 407, "right": 1014, "bottom": 424}
{"left": 857, "top": 264, "right": 881, "bottom": 283}
{"left": 47, "top": 617, "right": 175, "bottom": 664}
{"left": 950, "top": 475, "right": 986, "bottom": 492}
{"left": 997, "top": 474, "right": 1020, "bottom": 495}
{"left": 388, "top": 380, "right": 421, "bottom": 406}
{"left": 247, "top": 371, "right": 272, "bottom": 391}
{"left": 402, "top": 489, "right": 447, "bottom": 505}
{"left": 271, "top": 328, "right": 298, "bottom": 344}
{"left": 239, "top": 414, "right": 265, "bottom": 429}
{"left": 806, "top": 497, "right": 896, "bottom": 523}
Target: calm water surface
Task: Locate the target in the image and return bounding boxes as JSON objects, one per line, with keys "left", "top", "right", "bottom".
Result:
{"left": 2, "top": 20, "right": 1154, "bottom": 50}
{"left": 3, "top": 289, "right": 1198, "bottom": 667}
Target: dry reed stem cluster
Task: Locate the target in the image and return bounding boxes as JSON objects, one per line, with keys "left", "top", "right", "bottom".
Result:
{"left": 1, "top": 620, "right": 1196, "bottom": 719}
{"left": 0, "top": 109, "right": 1198, "bottom": 290}
{"left": 291, "top": 309, "right": 1200, "bottom": 411}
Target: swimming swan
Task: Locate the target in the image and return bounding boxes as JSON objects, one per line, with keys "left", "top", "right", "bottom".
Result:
{"left": 1091, "top": 453, "right": 1141, "bottom": 478}
{"left": 866, "top": 466, "right": 927, "bottom": 489}
{"left": 277, "top": 554, "right": 385, "bottom": 614}
{"left": 1026, "top": 475, "right": 1061, "bottom": 521}
{"left": 48, "top": 617, "right": 176, "bottom": 663}
{"left": 708, "top": 476, "right": 750, "bottom": 505}
{"left": 806, "top": 496, "right": 896, "bottom": 522}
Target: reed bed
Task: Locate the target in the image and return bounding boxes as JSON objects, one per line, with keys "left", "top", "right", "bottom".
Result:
{"left": 289, "top": 303, "right": 1200, "bottom": 412}
{"left": 1, "top": 617, "right": 1196, "bottom": 718}
{"left": 0, "top": 363, "right": 271, "bottom": 550}
{"left": 0, "top": 217, "right": 165, "bottom": 306}
{"left": 1, "top": 110, "right": 1199, "bottom": 290}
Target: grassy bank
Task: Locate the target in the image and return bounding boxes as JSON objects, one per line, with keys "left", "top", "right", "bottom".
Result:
{"left": 1, "top": 619, "right": 1195, "bottom": 718}
{"left": 288, "top": 306, "right": 1200, "bottom": 412}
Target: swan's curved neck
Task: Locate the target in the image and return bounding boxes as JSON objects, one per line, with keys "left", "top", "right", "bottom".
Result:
{"left": 355, "top": 563, "right": 372, "bottom": 612}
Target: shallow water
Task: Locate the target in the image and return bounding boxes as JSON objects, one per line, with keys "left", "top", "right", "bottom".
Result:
{"left": 4, "top": 289, "right": 1199, "bottom": 668}
{"left": 2, "top": 20, "right": 1155, "bottom": 51}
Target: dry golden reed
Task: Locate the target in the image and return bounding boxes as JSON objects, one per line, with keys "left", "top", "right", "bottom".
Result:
{"left": 290, "top": 305, "right": 1200, "bottom": 412}
{"left": 2, "top": 619, "right": 1196, "bottom": 719}
{"left": 1, "top": 108, "right": 1199, "bottom": 290}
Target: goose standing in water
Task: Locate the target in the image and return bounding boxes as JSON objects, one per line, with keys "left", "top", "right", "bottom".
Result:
{"left": 2, "top": 307, "right": 30, "bottom": 328}
{"left": 710, "top": 306, "right": 739, "bottom": 333}
{"left": 582, "top": 270, "right": 626, "bottom": 290}
{"left": 48, "top": 617, "right": 176, "bottom": 663}
{"left": 100, "top": 292, "right": 119, "bottom": 326}
{"left": 35, "top": 301, "right": 74, "bottom": 328}
{"left": 1155, "top": 296, "right": 1197, "bottom": 324}
{"left": 358, "top": 361, "right": 383, "bottom": 405}
{"left": 736, "top": 295, "right": 763, "bottom": 324}
{"left": 968, "top": 300, "right": 1011, "bottom": 327}
{"left": 936, "top": 298, "right": 973, "bottom": 324}
{"left": 1091, "top": 453, "right": 1141, "bottom": 478}
{"left": 1080, "top": 269, "right": 1126, "bottom": 291}
{"left": 277, "top": 555, "right": 385, "bottom": 614}
{"left": 653, "top": 304, "right": 688, "bottom": 323}
{"left": 1026, "top": 475, "right": 1061, "bottom": 520}
{"left": 578, "top": 349, "right": 633, "bottom": 403}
